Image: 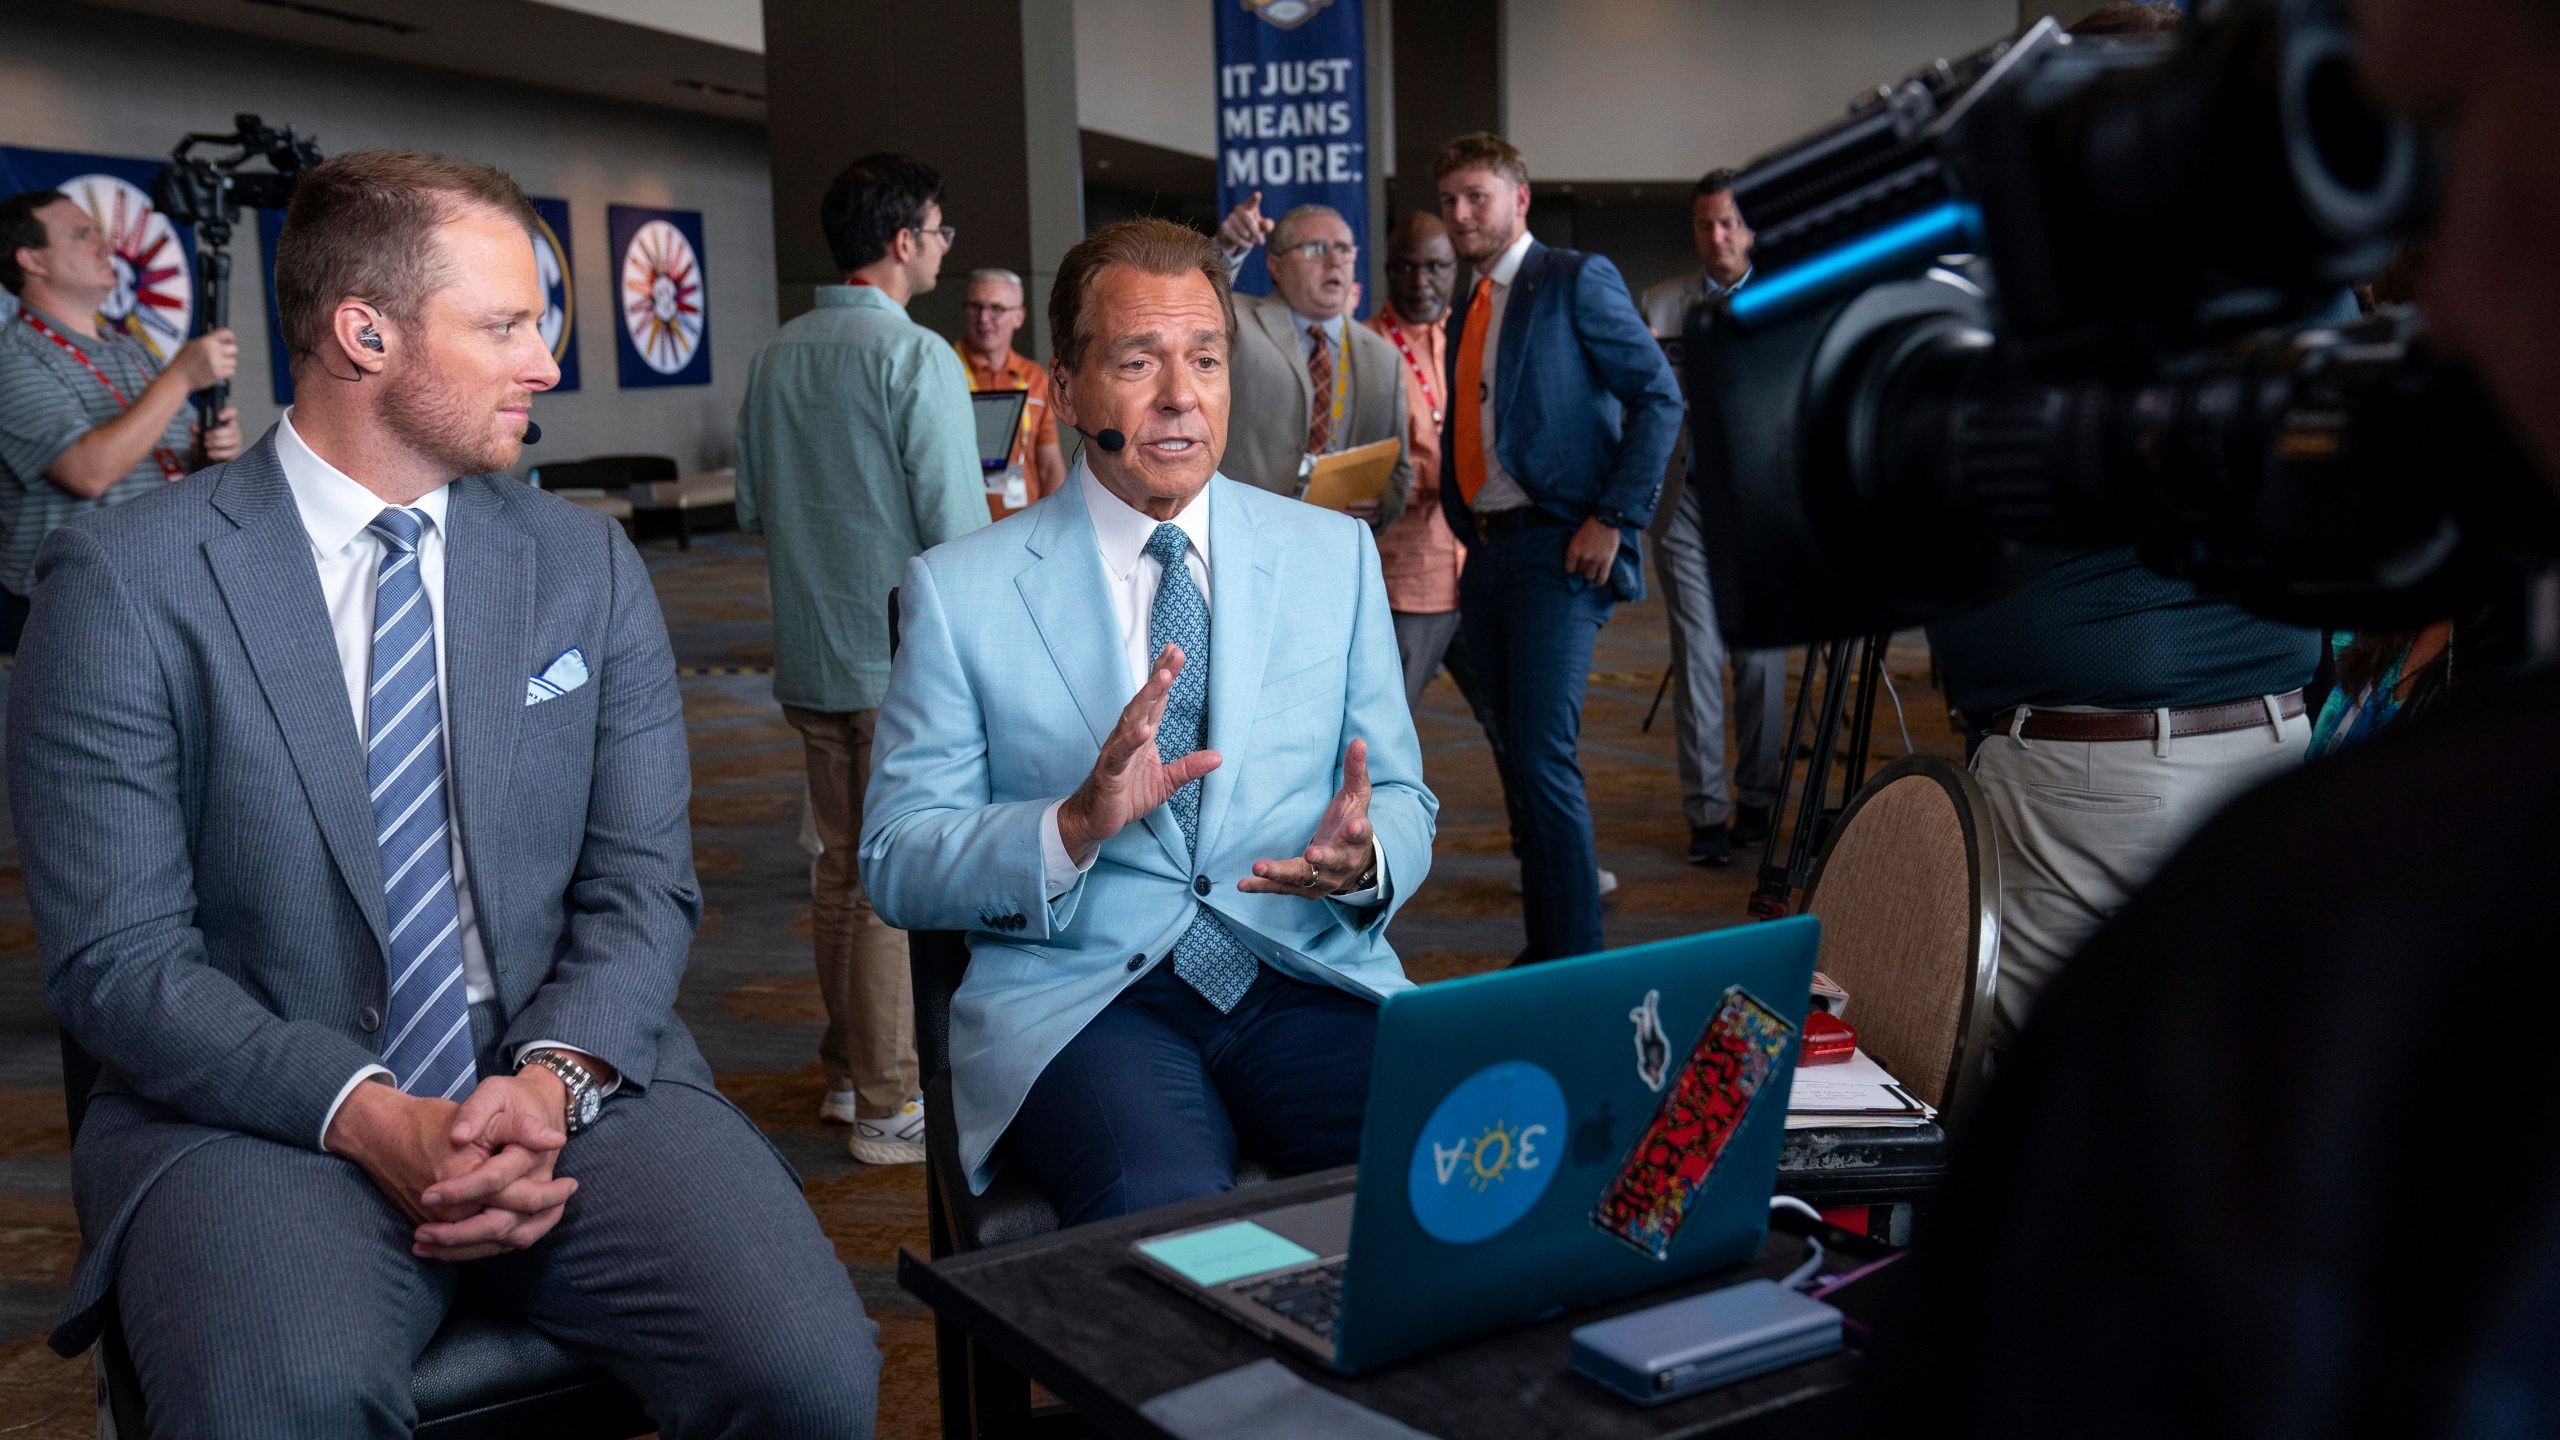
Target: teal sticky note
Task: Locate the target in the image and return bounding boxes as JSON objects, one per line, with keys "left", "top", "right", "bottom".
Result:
{"left": 1137, "top": 1222, "right": 1318, "bottom": 1287}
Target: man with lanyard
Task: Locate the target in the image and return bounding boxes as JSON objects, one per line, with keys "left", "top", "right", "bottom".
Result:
{"left": 1212, "top": 192, "right": 1411, "bottom": 521}
{"left": 1640, "top": 168, "right": 1789, "bottom": 868}
{"left": 0, "top": 188, "right": 240, "bottom": 650}
{"left": 952, "top": 266, "right": 1064, "bottom": 521}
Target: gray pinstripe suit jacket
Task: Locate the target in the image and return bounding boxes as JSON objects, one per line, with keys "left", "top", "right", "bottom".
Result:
{"left": 6, "top": 433, "right": 712, "bottom": 1355}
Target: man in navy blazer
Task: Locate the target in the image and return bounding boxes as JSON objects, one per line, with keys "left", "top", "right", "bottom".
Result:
{"left": 1433, "top": 132, "right": 1684, "bottom": 963}
{"left": 9, "top": 150, "right": 875, "bottom": 1436}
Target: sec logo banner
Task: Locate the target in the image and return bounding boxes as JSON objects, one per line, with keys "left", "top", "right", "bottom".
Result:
{"left": 1405, "top": 1060, "right": 1567, "bottom": 1245}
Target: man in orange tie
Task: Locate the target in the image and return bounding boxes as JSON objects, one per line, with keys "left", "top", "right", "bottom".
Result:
{"left": 1434, "top": 133, "right": 1684, "bottom": 963}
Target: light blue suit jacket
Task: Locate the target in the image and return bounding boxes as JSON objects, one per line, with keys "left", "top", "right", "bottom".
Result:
{"left": 860, "top": 473, "right": 1436, "bottom": 1192}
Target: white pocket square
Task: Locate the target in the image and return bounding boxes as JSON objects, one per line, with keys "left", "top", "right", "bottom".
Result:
{"left": 526, "top": 647, "right": 590, "bottom": 706}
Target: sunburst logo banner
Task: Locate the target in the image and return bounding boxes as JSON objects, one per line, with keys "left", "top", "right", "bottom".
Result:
{"left": 607, "top": 204, "right": 712, "bottom": 388}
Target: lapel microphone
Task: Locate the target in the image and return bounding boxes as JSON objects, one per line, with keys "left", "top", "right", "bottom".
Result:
{"left": 1093, "top": 428, "right": 1125, "bottom": 452}
{"left": 523, "top": 420, "right": 543, "bottom": 445}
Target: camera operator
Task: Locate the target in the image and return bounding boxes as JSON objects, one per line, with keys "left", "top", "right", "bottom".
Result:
{"left": 1922, "top": 0, "right": 2319, "bottom": 1045}
{"left": 0, "top": 188, "right": 239, "bottom": 650}
{"left": 1876, "top": 0, "right": 2560, "bottom": 1430}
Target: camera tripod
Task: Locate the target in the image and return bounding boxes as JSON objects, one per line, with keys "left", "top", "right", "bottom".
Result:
{"left": 1745, "top": 632, "right": 1895, "bottom": 921}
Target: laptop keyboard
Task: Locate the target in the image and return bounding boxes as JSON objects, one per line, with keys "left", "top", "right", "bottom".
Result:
{"left": 1238, "top": 1259, "right": 1347, "bottom": 1340}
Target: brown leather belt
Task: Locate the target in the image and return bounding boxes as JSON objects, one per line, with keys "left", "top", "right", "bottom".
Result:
{"left": 1985, "top": 689, "right": 2306, "bottom": 743}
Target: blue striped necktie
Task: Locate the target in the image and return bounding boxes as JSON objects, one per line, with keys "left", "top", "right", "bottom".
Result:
{"left": 366, "top": 507, "right": 476, "bottom": 1099}
{"left": 1144, "top": 523, "right": 1260, "bottom": 1012}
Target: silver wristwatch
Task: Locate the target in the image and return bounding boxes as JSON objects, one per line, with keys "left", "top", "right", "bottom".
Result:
{"left": 519, "top": 1048, "right": 603, "bottom": 1134}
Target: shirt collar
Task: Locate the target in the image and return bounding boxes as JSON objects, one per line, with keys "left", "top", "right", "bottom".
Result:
{"left": 1291, "top": 309, "right": 1348, "bottom": 347}
{"left": 1485, "top": 227, "right": 1537, "bottom": 289}
{"left": 276, "top": 410, "right": 451, "bottom": 557}
{"left": 1699, "top": 264, "right": 1752, "bottom": 299}
{"left": 1077, "top": 455, "right": 1211, "bottom": 584}
{"left": 816, "top": 283, "right": 903, "bottom": 313}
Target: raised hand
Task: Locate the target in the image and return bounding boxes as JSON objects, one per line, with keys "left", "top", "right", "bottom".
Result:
{"left": 1217, "top": 191, "right": 1275, "bottom": 256}
{"left": 1242, "top": 738, "right": 1377, "bottom": 899}
{"left": 1056, "top": 644, "right": 1222, "bottom": 863}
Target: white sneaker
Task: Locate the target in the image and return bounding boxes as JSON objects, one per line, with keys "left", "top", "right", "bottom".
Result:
{"left": 1512, "top": 868, "right": 1620, "bottom": 896}
{"left": 818, "top": 1089, "right": 861, "bottom": 1125}
{"left": 848, "top": 1095, "right": 927, "bottom": 1165}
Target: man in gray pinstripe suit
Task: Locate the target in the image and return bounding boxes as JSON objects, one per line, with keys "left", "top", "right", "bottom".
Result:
{"left": 7, "top": 150, "right": 877, "bottom": 1436}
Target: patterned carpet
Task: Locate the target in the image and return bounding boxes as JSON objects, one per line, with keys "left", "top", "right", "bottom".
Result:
{"left": 0, "top": 525, "right": 1959, "bottom": 1437}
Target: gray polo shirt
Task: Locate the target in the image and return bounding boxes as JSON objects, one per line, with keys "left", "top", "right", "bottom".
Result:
{"left": 0, "top": 302, "right": 190, "bottom": 595}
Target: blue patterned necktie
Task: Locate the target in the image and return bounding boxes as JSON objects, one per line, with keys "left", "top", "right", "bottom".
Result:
{"left": 366, "top": 508, "right": 476, "bottom": 1099}
{"left": 1144, "top": 523, "right": 1260, "bottom": 1012}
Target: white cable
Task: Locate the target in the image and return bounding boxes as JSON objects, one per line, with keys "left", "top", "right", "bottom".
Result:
{"left": 1770, "top": 1194, "right": 1824, "bottom": 1226}
{"left": 1879, "top": 665, "right": 1916, "bottom": 755}
{"left": 1770, "top": 1195, "right": 1829, "bottom": 1290}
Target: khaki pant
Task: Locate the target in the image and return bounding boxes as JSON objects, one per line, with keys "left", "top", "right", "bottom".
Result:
{"left": 1973, "top": 703, "right": 2310, "bottom": 1044}
{"left": 783, "top": 705, "right": 917, "bottom": 1118}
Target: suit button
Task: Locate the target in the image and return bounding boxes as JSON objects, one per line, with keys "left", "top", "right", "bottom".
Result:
{"left": 358, "top": 1006, "right": 382, "bottom": 1033}
{"left": 1127, "top": 954, "right": 1145, "bottom": 972}
{"left": 1194, "top": 875, "right": 1211, "bottom": 896}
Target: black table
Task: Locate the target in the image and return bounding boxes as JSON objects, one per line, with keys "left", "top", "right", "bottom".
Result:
{"left": 900, "top": 1167, "right": 1909, "bottom": 1440}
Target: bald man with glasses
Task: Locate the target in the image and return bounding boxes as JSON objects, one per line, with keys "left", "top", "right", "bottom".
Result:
{"left": 1214, "top": 195, "right": 1411, "bottom": 524}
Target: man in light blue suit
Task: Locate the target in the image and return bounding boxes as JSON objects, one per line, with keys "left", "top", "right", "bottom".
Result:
{"left": 10, "top": 150, "right": 875, "bottom": 1436}
{"left": 862, "top": 218, "right": 1437, "bottom": 1224}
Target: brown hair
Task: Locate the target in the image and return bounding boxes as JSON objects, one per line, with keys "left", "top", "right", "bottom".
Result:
{"left": 274, "top": 149, "right": 537, "bottom": 373}
{"left": 1432, "top": 132, "right": 1530, "bottom": 188}
{"left": 1047, "top": 218, "right": 1237, "bottom": 374}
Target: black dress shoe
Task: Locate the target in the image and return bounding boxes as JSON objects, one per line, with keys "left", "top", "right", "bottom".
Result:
{"left": 1688, "top": 823, "right": 1733, "bottom": 867}
{"left": 1730, "top": 804, "right": 1773, "bottom": 848}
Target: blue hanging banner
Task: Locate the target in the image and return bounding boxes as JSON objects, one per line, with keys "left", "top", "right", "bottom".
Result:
{"left": 0, "top": 146, "right": 197, "bottom": 362}
{"left": 1213, "top": 0, "right": 1370, "bottom": 310}
{"left": 528, "top": 197, "right": 581, "bottom": 394}
{"left": 608, "top": 203, "right": 710, "bottom": 389}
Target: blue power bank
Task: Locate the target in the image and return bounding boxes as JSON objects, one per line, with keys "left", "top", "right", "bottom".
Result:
{"left": 1569, "top": 1279, "right": 1843, "bottom": 1404}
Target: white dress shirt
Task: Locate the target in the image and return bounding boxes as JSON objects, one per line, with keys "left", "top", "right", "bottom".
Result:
{"left": 1038, "top": 459, "right": 1382, "bottom": 905}
{"left": 278, "top": 413, "right": 596, "bottom": 1144}
{"left": 1467, "top": 226, "right": 1540, "bottom": 514}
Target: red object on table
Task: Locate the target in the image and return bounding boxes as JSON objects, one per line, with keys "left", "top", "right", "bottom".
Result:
{"left": 1802, "top": 1011, "right": 1857, "bottom": 1065}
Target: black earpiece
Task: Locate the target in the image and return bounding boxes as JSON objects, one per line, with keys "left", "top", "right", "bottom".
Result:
{"left": 522, "top": 420, "right": 542, "bottom": 445}
{"left": 358, "top": 325, "right": 384, "bottom": 352}
{"left": 1095, "top": 428, "right": 1126, "bottom": 453}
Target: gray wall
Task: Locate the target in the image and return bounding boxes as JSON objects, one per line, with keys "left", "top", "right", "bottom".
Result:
{"left": 0, "top": 0, "right": 775, "bottom": 474}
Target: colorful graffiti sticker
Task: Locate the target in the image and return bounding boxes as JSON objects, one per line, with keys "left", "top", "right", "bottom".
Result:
{"left": 1590, "top": 986, "right": 1793, "bottom": 1261}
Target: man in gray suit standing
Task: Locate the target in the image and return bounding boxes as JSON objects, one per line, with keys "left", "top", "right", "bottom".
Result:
{"left": 1213, "top": 194, "right": 1411, "bottom": 524}
{"left": 8, "top": 149, "right": 877, "bottom": 1436}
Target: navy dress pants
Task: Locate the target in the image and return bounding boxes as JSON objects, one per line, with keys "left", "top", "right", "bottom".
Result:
{"left": 1456, "top": 523, "right": 1617, "bottom": 962}
{"left": 1004, "top": 961, "right": 1379, "bottom": 1227}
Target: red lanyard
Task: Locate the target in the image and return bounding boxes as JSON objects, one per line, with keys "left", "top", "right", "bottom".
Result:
{"left": 18, "top": 309, "right": 186, "bottom": 481}
{"left": 1380, "top": 319, "right": 1442, "bottom": 425}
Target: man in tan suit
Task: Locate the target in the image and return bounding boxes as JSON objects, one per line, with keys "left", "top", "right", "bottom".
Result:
{"left": 1214, "top": 196, "right": 1410, "bottom": 523}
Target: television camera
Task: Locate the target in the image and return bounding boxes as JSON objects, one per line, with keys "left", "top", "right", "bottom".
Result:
{"left": 152, "top": 115, "right": 322, "bottom": 460}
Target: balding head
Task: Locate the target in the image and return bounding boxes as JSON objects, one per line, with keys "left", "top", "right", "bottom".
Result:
{"left": 1384, "top": 211, "right": 1457, "bottom": 324}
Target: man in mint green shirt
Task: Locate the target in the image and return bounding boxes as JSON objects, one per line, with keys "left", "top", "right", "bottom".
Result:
{"left": 736, "top": 152, "right": 984, "bottom": 1165}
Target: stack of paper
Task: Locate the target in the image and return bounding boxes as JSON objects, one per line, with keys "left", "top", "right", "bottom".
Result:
{"left": 1784, "top": 1048, "right": 1936, "bottom": 1130}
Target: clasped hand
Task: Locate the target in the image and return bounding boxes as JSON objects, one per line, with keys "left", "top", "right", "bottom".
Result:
{"left": 326, "top": 1069, "right": 578, "bottom": 1262}
{"left": 1055, "top": 645, "right": 1377, "bottom": 899}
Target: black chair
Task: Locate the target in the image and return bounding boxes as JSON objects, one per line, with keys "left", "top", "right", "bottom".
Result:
{"left": 524, "top": 454, "right": 679, "bottom": 492}
{"left": 59, "top": 1031, "right": 656, "bottom": 1440}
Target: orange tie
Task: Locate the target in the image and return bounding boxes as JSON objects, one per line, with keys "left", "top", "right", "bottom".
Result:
{"left": 1451, "top": 277, "right": 1494, "bottom": 505}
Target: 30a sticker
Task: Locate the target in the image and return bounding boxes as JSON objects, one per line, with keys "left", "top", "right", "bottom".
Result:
{"left": 1590, "top": 987, "right": 1794, "bottom": 1260}
{"left": 1405, "top": 1060, "right": 1567, "bottom": 1245}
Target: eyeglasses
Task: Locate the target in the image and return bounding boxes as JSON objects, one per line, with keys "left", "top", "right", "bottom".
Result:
{"left": 963, "top": 303, "right": 1023, "bottom": 317}
{"left": 1283, "top": 240, "right": 1359, "bottom": 264}
{"left": 909, "top": 225, "right": 957, "bottom": 248}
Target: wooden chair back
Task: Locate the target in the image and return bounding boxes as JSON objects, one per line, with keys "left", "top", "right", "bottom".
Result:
{"left": 1801, "top": 755, "right": 2002, "bottom": 1120}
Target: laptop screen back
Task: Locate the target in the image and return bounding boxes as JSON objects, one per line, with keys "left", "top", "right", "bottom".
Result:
{"left": 972, "top": 390, "right": 1029, "bottom": 471}
{"left": 1330, "top": 916, "right": 1820, "bottom": 1373}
